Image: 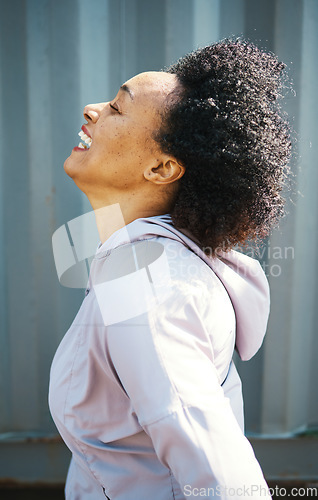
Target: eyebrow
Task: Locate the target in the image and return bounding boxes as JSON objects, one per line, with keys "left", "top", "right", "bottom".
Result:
{"left": 120, "top": 84, "right": 134, "bottom": 100}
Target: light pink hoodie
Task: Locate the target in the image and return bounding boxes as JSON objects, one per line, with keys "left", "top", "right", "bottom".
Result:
{"left": 49, "top": 214, "right": 271, "bottom": 499}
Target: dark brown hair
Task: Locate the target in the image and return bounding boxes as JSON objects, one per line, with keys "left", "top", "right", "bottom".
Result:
{"left": 155, "top": 39, "right": 292, "bottom": 254}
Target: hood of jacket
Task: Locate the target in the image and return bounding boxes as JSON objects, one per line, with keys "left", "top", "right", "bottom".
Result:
{"left": 96, "top": 214, "right": 270, "bottom": 362}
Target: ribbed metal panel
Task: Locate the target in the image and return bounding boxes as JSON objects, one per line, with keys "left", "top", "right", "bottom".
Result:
{"left": 0, "top": 0, "right": 317, "bottom": 483}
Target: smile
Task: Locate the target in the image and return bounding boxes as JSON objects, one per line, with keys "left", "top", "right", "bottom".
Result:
{"left": 77, "top": 130, "right": 92, "bottom": 149}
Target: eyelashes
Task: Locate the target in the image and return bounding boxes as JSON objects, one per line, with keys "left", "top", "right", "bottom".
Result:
{"left": 109, "top": 102, "right": 121, "bottom": 113}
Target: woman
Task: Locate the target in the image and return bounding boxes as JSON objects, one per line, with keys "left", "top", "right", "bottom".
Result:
{"left": 49, "top": 39, "right": 291, "bottom": 499}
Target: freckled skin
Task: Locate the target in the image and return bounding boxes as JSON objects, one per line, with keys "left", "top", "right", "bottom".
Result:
{"left": 64, "top": 72, "right": 184, "bottom": 214}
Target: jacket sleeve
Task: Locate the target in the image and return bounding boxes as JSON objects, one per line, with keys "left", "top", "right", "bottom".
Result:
{"left": 107, "top": 289, "right": 272, "bottom": 500}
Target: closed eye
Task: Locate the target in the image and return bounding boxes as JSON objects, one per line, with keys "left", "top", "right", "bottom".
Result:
{"left": 110, "top": 102, "right": 120, "bottom": 113}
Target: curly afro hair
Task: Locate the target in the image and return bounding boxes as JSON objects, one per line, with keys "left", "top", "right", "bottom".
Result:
{"left": 155, "top": 39, "right": 292, "bottom": 255}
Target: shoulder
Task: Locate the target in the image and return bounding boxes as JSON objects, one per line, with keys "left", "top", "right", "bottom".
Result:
{"left": 90, "top": 236, "right": 234, "bottom": 337}
{"left": 95, "top": 236, "right": 234, "bottom": 345}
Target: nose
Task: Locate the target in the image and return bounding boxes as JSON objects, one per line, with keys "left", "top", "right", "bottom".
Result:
{"left": 83, "top": 102, "right": 106, "bottom": 123}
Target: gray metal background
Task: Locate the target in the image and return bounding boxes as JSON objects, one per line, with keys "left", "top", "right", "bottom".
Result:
{"left": 0, "top": 0, "right": 317, "bottom": 485}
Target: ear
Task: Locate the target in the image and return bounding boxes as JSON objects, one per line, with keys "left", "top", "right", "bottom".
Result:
{"left": 144, "top": 158, "right": 185, "bottom": 185}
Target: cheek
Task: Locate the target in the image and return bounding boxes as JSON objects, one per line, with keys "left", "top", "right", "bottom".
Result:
{"left": 114, "top": 135, "right": 149, "bottom": 163}
{"left": 95, "top": 122, "right": 157, "bottom": 166}
{"left": 98, "top": 124, "right": 132, "bottom": 153}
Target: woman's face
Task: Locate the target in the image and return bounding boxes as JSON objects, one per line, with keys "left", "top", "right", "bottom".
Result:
{"left": 64, "top": 71, "right": 179, "bottom": 202}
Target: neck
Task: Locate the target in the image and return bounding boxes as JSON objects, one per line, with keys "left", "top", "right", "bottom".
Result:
{"left": 88, "top": 194, "right": 170, "bottom": 244}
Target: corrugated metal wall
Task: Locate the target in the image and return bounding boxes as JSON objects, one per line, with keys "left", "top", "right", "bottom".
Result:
{"left": 0, "top": 0, "right": 317, "bottom": 484}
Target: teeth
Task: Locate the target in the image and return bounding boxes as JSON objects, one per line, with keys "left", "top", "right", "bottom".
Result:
{"left": 77, "top": 130, "right": 92, "bottom": 149}
{"left": 78, "top": 131, "right": 90, "bottom": 141}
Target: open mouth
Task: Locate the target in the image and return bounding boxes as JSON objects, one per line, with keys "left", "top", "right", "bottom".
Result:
{"left": 77, "top": 130, "right": 92, "bottom": 150}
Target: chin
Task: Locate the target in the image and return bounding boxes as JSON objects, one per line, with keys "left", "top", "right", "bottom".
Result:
{"left": 63, "top": 159, "right": 71, "bottom": 176}
{"left": 63, "top": 154, "right": 78, "bottom": 179}
{"left": 63, "top": 158, "right": 90, "bottom": 199}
